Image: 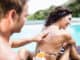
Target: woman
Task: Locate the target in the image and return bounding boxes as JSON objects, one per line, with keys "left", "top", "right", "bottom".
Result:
{"left": 43, "top": 7, "right": 80, "bottom": 60}
{"left": 34, "top": 6, "right": 80, "bottom": 60}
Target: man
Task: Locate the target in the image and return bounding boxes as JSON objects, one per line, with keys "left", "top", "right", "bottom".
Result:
{"left": 0, "top": 0, "right": 43, "bottom": 60}
{"left": 0, "top": 0, "right": 48, "bottom": 60}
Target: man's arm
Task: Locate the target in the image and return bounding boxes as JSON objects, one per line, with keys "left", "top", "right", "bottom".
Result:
{"left": 11, "top": 30, "right": 48, "bottom": 48}
{"left": 11, "top": 38, "right": 36, "bottom": 48}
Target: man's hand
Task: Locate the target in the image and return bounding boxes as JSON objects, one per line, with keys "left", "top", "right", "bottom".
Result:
{"left": 32, "top": 35, "right": 45, "bottom": 43}
{"left": 32, "top": 30, "right": 49, "bottom": 43}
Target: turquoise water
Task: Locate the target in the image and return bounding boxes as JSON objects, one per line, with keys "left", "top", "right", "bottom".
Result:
{"left": 70, "top": 25, "right": 80, "bottom": 46}
{"left": 10, "top": 22, "right": 80, "bottom": 53}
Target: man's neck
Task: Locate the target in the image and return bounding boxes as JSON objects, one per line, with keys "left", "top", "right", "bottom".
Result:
{"left": 0, "top": 32, "right": 11, "bottom": 43}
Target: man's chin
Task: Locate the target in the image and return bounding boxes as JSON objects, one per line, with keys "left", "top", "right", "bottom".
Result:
{"left": 15, "top": 29, "right": 21, "bottom": 33}
{"left": 62, "top": 27, "right": 66, "bottom": 29}
{"left": 16, "top": 30, "right": 21, "bottom": 33}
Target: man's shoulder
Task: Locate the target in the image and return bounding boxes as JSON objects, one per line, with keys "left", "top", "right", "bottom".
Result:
{"left": 0, "top": 42, "right": 20, "bottom": 60}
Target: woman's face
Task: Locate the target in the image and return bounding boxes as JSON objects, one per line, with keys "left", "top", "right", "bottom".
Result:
{"left": 59, "top": 14, "right": 72, "bottom": 29}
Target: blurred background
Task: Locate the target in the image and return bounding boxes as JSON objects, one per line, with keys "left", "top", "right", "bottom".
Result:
{"left": 10, "top": 0, "right": 80, "bottom": 53}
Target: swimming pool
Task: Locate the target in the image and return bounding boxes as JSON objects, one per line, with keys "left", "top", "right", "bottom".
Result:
{"left": 10, "top": 24, "right": 80, "bottom": 52}
{"left": 70, "top": 24, "right": 80, "bottom": 46}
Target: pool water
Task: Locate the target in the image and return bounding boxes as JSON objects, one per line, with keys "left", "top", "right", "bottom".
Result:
{"left": 70, "top": 25, "right": 80, "bottom": 46}
{"left": 10, "top": 24, "right": 80, "bottom": 52}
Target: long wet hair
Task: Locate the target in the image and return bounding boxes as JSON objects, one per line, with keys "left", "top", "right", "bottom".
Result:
{"left": 45, "top": 7, "right": 72, "bottom": 27}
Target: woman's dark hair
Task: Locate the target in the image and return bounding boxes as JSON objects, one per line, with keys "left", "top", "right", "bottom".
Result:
{"left": 45, "top": 7, "right": 72, "bottom": 27}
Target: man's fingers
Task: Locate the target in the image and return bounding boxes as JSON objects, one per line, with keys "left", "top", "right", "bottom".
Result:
{"left": 42, "top": 32, "right": 48, "bottom": 39}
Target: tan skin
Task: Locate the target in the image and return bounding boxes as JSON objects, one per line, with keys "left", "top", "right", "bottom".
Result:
{"left": 59, "top": 46, "right": 70, "bottom": 60}
{"left": 37, "top": 14, "right": 80, "bottom": 60}
{"left": 35, "top": 14, "right": 79, "bottom": 60}
{"left": 70, "top": 45, "right": 80, "bottom": 60}
{"left": 59, "top": 42, "right": 80, "bottom": 60}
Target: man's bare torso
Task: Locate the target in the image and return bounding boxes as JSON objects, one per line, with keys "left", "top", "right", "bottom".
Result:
{"left": 0, "top": 37, "right": 19, "bottom": 60}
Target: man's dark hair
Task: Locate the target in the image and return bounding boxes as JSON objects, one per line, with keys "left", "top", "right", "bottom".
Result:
{"left": 45, "top": 6, "right": 72, "bottom": 27}
{"left": 0, "top": 0, "right": 27, "bottom": 19}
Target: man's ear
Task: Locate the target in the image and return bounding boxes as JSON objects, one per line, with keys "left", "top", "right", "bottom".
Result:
{"left": 7, "top": 9, "right": 17, "bottom": 21}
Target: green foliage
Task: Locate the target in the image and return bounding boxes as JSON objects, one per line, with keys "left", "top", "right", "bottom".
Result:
{"left": 27, "top": 6, "right": 54, "bottom": 20}
{"left": 67, "top": 0, "right": 80, "bottom": 17}
{"left": 28, "top": 0, "right": 80, "bottom": 20}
